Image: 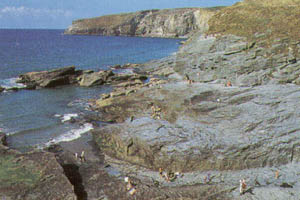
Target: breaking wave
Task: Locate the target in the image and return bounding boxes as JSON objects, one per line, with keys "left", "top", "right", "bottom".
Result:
{"left": 0, "top": 77, "right": 25, "bottom": 90}
{"left": 44, "top": 123, "right": 93, "bottom": 146}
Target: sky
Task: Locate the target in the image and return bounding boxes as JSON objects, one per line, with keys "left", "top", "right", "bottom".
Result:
{"left": 0, "top": 0, "right": 241, "bottom": 29}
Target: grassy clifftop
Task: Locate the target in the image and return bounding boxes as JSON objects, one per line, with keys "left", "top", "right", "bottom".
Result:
{"left": 208, "top": 0, "right": 300, "bottom": 43}
{"left": 72, "top": 10, "right": 153, "bottom": 30}
{"left": 244, "top": 0, "right": 300, "bottom": 6}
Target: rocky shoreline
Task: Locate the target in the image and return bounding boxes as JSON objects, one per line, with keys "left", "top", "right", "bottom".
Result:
{"left": 2, "top": 0, "right": 300, "bottom": 199}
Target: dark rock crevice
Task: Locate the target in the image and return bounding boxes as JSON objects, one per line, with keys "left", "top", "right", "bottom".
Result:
{"left": 61, "top": 164, "right": 88, "bottom": 200}
{"left": 46, "top": 145, "right": 88, "bottom": 200}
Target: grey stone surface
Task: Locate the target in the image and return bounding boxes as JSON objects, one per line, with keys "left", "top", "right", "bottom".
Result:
{"left": 139, "top": 34, "right": 300, "bottom": 87}
{"left": 91, "top": 80, "right": 300, "bottom": 199}
{"left": 0, "top": 140, "right": 77, "bottom": 200}
{"left": 19, "top": 66, "right": 81, "bottom": 88}
{"left": 79, "top": 70, "right": 114, "bottom": 87}
{"left": 93, "top": 82, "right": 300, "bottom": 173}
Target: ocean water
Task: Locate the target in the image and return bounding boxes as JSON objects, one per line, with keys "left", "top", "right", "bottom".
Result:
{"left": 0, "top": 29, "right": 182, "bottom": 151}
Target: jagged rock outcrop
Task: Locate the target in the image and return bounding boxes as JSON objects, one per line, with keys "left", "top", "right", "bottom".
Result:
{"left": 79, "top": 70, "right": 114, "bottom": 87}
{"left": 18, "top": 66, "right": 82, "bottom": 89}
{"left": 18, "top": 66, "right": 148, "bottom": 89}
{"left": 168, "top": 34, "right": 300, "bottom": 86}
{"left": 64, "top": 7, "right": 222, "bottom": 38}
{"left": 79, "top": 70, "right": 147, "bottom": 87}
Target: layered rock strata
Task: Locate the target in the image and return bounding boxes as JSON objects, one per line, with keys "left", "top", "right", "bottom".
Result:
{"left": 18, "top": 66, "right": 147, "bottom": 89}
{"left": 18, "top": 66, "right": 81, "bottom": 89}
{"left": 64, "top": 7, "right": 221, "bottom": 38}
{"left": 93, "top": 82, "right": 300, "bottom": 172}
{"left": 46, "top": 143, "right": 231, "bottom": 200}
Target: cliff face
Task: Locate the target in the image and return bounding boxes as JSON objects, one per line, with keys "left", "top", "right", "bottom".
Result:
{"left": 64, "top": 8, "right": 222, "bottom": 38}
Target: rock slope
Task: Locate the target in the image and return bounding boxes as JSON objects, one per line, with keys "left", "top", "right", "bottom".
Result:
{"left": 0, "top": 133, "right": 77, "bottom": 200}
{"left": 139, "top": 0, "right": 300, "bottom": 87}
{"left": 93, "top": 82, "right": 300, "bottom": 172}
{"left": 64, "top": 7, "right": 222, "bottom": 38}
{"left": 88, "top": 0, "right": 300, "bottom": 199}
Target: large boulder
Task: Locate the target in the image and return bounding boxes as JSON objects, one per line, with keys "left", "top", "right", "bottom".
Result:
{"left": 19, "top": 66, "right": 81, "bottom": 88}
{"left": 0, "top": 86, "right": 4, "bottom": 93}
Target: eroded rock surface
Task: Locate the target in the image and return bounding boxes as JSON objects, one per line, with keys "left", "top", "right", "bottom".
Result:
{"left": 79, "top": 70, "right": 114, "bottom": 87}
{"left": 93, "top": 82, "right": 300, "bottom": 173}
{"left": 18, "top": 66, "right": 148, "bottom": 90}
{"left": 138, "top": 33, "right": 300, "bottom": 88}
{"left": 45, "top": 140, "right": 230, "bottom": 200}
{"left": 18, "top": 66, "right": 81, "bottom": 88}
{"left": 0, "top": 134, "right": 76, "bottom": 200}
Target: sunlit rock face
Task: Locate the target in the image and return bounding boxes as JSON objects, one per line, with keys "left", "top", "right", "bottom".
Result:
{"left": 64, "top": 7, "right": 221, "bottom": 38}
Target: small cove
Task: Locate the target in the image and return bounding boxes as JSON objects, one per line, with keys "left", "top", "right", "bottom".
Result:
{"left": 0, "top": 29, "right": 183, "bottom": 151}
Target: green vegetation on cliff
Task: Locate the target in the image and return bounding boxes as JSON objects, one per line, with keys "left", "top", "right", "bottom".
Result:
{"left": 208, "top": 0, "right": 300, "bottom": 43}
{"left": 0, "top": 155, "right": 41, "bottom": 188}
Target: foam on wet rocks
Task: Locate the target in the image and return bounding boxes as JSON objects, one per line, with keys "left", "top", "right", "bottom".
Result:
{"left": 45, "top": 123, "right": 93, "bottom": 146}
{"left": 0, "top": 78, "right": 26, "bottom": 90}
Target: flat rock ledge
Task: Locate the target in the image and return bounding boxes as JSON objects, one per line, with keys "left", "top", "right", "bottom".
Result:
{"left": 45, "top": 143, "right": 231, "bottom": 200}
{"left": 0, "top": 133, "right": 76, "bottom": 200}
{"left": 92, "top": 81, "right": 300, "bottom": 173}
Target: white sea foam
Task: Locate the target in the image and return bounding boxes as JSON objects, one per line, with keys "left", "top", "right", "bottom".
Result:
{"left": 6, "top": 131, "right": 17, "bottom": 136}
{"left": 45, "top": 123, "right": 93, "bottom": 146}
{"left": 67, "top": 99, "right": 88, "bottom": 108}
{"left": 0, "top": 128, "right": 16, "bottom": 136}
{"left": 171, "top": 51, "right": 177, "bottom": 56}
{"left": 0, "top": 77, "right": 26, "bottom": 89}
{"left": 60, "top": 113, "right": 78, "bottom": 122}
{"left": 0, "top": 124, "right": 15, "bottom": 135}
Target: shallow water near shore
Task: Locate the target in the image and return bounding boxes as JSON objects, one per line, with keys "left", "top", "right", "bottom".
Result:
{"left": 0, "top": 29, "right": 183, "bottom": 151}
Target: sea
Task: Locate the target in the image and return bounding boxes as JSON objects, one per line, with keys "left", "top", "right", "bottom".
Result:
{"left": 0, "top": 29, "right": 182, "bottom": 151}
